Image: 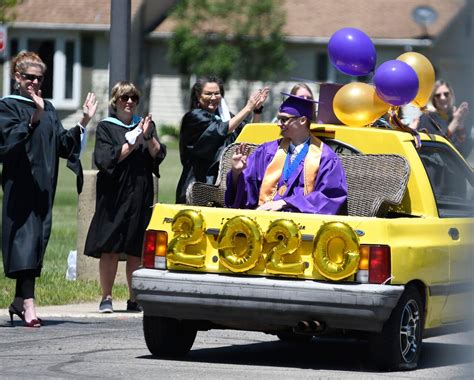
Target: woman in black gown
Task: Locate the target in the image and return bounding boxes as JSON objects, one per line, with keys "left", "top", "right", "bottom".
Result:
{"left": 0, "top": 51, "right": 98, "bottom": 327}
{"left": 175, "top": 75, "right": 269, "bottom": 204}
{"left": 414, "top": 80, "right": 471, "bottom": 158}
{"left": 84, "top": 81, "right": 166, "bottom": 313}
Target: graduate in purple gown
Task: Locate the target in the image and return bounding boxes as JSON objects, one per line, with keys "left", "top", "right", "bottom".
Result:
{"left": 225, "top": 93, "right": 347, "bottom": 214}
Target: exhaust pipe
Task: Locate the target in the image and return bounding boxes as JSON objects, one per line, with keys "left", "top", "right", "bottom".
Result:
{"left": 296, "top": 320, "right": 325, "bottom": 333}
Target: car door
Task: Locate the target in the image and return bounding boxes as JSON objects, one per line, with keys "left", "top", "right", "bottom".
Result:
{"left": 418, "top": 142, "right": 474, "bottom": 323}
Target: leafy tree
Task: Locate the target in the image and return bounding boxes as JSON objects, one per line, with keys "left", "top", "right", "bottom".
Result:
{"left": 168, "top": 0, "right": 291, "bottom": 84}
{"left": 0, "top": 0, "right": 22, "bottom": 23}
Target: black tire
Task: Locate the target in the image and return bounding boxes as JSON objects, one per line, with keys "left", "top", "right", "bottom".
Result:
{"left": 369, "top": 286, "right": 424, "bottom": 371}
{"left": 143, "top": 315, "right": 197, "bottom": 357}
{"left": 276, "top": 331, "right": 313, "bottom": 343}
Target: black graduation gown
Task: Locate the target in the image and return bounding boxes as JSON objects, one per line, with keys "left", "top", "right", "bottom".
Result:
{"left": 0, "top": 96, "right": 83, "bottom": 279}
{"left": 84, "top": 119, "right": 167, "bottom": 258}
{"left": 175, "top": 108, "right": 244, "bottom": 204}
{"left": 418, "top": 112, "right": 473, "bottom": 158}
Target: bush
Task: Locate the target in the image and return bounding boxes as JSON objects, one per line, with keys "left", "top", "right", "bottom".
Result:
{"left": 159, "top": 123, "right": 179, "bottom": 139}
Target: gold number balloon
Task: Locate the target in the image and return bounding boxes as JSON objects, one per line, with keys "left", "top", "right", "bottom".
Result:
{"left": 397, "top": 52, "right": 435, "bottom": 108}
{"left": 167, "top": 209, "right": 206, "bottom": 268}
{"left": 312, "top": 221, "right": 360, "bottom": 280}
{"left": 264, "top": 219, "right": 304, "bottom": 275}
{"left": 218, "top": 216, "right": 262, "bottom": 273}
{"left": 333, "top": 82, "right": 390, "bottom": 127}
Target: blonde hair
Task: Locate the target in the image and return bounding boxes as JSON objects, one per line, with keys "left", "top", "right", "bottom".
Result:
{"left": 11, "top": 51, "right": 46, "bottom": 78}
{"left": 109, "top": 81, "right": 141, "bottom": 112}
{"left": 290, "top": 83, "right": 314, "bottom": 99}
{"left": 430, "top": 79, "right": 455, "bottom": 112}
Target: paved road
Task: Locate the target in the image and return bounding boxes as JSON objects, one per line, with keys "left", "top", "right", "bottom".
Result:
{"left": 0, "top": 304, "right": 473, "bottom": 379}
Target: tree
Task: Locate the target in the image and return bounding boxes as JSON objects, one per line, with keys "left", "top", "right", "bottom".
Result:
{"left": 168, "top": 0, "right": 291, "bottom": 85}
{"left": 0, "top": 0, "right": 22, "bottom": 23}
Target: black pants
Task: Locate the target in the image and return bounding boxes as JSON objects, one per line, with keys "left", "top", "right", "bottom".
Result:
{"left": 15, "top": 271, "right": 36, "bottom": 299}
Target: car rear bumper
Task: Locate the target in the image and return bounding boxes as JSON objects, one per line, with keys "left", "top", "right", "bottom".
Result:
{"left": 132, "top": 269, "right": 404, "bottom": 332}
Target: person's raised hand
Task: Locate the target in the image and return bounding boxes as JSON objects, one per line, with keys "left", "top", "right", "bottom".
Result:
{"left": 255, "top": 87, "right": 270, "bottom": 109}
{"left": 82, "top": 92, "right": 98, "bottom": 126}
{"left": 231, "top": 143, "right": 249, "bottom": 173}
{"left": 28, "top": 88, "right": 44, "bottom": 126}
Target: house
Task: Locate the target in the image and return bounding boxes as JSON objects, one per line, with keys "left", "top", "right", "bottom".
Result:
{"left": 1, "top": 0, "right": 472, "bottom": 128}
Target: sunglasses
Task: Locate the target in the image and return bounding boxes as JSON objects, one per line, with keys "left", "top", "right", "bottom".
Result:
{"left": 434, "top": 92, "right": 450, "bottom": 99}
{"left": 277, "top": 115, "right": 299, "bottom": 125}
{"left": 20, "top": 73, "right": 44, "bottom": 82}
{"left": 119, "top": 94, "right": 139, "bottom": 102}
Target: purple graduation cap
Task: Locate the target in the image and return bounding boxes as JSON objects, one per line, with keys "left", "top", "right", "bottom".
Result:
{"left": 279, "top": 92, "right": 319, "bottom": 122}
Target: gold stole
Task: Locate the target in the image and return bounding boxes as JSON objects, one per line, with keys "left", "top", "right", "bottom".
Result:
{"left": 258, "top": 136, "right": 323, "bottom": 205}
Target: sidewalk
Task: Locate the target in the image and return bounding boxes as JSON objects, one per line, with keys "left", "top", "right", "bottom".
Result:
{"left": 0, "top": 301, "right": 143, "bottom": 319}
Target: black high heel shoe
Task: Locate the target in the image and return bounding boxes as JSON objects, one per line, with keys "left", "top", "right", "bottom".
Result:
{"left": 8, "top": 304, "right": 25, "bottom": 325}
{"left": 8, "top": 304, "right": 44, "bottom": 326}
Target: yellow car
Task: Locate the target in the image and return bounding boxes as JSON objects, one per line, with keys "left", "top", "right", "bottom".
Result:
{"left": 132, "top": 123, "right": 474, "bottom": 371}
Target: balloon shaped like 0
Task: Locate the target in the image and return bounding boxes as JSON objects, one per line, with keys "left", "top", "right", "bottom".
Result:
{"left": 167, "top": 209, "right": 206, "bottom": 268}
{"left": 313, "top": 222, "right": 360, "bottom": 281}
{"left": 333, "top": 82, "right": 390, "bottom": 127}
{"left": 218, "top": 216, "right": 262, "bottom": 273}
{"left": 373, "top": 60, "right": 419, "bottom": 106}
{"left": 397, "top": 52, "right": 435, "bottom": 108}
{"left": 328, "top": 27, "right": 377, "bottom": 76}
{"left": 265, "top": 219, "right": 304, "bottom": 275}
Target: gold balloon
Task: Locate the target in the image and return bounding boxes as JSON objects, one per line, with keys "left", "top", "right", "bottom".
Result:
{"left": 218, "top": 216, "right": 262, "bottom": 273}
{"left": 397, "top": 52, "right": 435, "bottom": 108}
{"left": 167, "top": 209, "right": 206, "bottom": 268}
{"left": 264, "top": 219, "right": 304, "bottom": 275}
{"left": 312, "top": 221, "right": 360, "bottom": 281}
{"left": 333, "top": 82, "right": 390, "bottom": 127}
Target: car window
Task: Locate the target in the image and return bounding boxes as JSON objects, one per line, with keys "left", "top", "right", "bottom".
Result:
{"left": 418, "top": 142, "right": 474, "bottom": 218}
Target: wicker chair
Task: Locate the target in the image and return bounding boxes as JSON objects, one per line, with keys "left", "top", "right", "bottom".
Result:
{"left": 187, "top": 143, "right": 410, "bottom": 217}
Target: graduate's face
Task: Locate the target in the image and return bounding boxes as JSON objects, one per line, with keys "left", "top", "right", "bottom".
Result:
{"left": 277, "top": 112, "right": 309, "bottom": 143}
{"left": 198, "top": 82, "right": 221, "bottom": 113}
{"left": 15, "top": 65, "right": 44, "bottom": 97}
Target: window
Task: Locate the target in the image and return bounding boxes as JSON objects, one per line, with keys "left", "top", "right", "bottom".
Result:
{"left": 3, "top": 33, "right": 81, "bottom": 109}
{"left": 418, "top": 142, "right": 474, "bottom": 218}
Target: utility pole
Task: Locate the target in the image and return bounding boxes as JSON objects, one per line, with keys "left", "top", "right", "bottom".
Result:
{"left": 109, "top": 0, "right": 131, "bottom": 99}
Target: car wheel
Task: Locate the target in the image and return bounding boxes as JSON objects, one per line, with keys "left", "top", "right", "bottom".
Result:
{"left": 369, "top": 286, "right": 424, "bottom": 371}
{"left": 143, "top": 315, "right": 197, "bottom": 357}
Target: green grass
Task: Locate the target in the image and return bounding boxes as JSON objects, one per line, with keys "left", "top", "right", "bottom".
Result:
{"left": 0, "top": 136, "right": 181, "bottom": 308}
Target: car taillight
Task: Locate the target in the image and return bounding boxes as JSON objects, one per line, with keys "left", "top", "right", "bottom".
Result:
{"left": 368, "top": 245, "right": 391, "bottom": 284}
{"left": 142, "top": 230, "right": 168, "bottom": 269}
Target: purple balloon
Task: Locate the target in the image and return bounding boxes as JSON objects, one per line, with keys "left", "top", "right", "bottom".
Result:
{"left": 328, "top": 28, "right": 376, "bottom": 76}
{"left": 373, "top": 60, "right": 419, "bottom": 106}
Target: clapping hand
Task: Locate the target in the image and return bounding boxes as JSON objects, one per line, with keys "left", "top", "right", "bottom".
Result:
{"left": 453, "top": 102, "right": 469, "bottom": 124}
{"left": 142, "top": 113, "right": 153, "bottom": 139}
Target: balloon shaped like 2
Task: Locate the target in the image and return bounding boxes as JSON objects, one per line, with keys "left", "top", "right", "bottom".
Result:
{"left": 328, "top": 27, "right": 377, "bottom": 76}
{"left": 374, "top": 60, "right": 419, "bottom": 106}
{"left": 397, "top": 52, "right": 435, "bottom": 108}
{"left": 333, "top": 82, "right": 389, "bottom": 127}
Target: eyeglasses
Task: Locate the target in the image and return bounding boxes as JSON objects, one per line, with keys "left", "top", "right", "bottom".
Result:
{"left": 276, "top": 115, "right": 299, "bottom": 125}
{"left": 434, "top": 92, "right": 450, "bottom": 99}
{"left": 20, "top": 73, "right": 44, "bottom": 82}
{"left": 119, "top": 94, "right": 139, "bottom": 103}
{"left": 202, "top": 92, "right": 221, "bottom": 98}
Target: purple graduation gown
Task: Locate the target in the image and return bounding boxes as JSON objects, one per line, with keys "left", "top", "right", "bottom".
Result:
{"left": 225, "top": 139, "right": 347, "bottom": 214}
